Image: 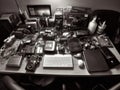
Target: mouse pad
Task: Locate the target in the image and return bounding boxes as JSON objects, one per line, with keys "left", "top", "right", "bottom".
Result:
{"left": 83, "top": 48, "right": 109, "bottom": 72}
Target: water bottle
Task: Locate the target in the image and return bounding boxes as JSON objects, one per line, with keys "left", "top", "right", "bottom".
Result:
{"left": 88, "top": 16, "right": 97, "bottom": 34}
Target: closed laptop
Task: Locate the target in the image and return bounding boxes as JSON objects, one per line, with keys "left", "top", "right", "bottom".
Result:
{"left": 83, "top": 48, "right": 109, "bottom": 72}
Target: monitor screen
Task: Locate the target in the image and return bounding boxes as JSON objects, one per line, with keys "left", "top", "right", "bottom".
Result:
{"left": 27, "top": 5, "right": 52, "bottom": 17}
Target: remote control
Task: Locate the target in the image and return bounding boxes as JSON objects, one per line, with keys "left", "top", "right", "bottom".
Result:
{"left": 100, "top": 47, "right": 120, "bottom": 68}
{"left": 26, "top": 55, "right": 41, "bottom": 71}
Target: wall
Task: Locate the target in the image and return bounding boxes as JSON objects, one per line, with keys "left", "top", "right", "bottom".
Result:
{"left": 0, "top": 0, "right": 17, "bottom": 13}
{"left": 0, "top": 0, "right": 120, "bottom": 14}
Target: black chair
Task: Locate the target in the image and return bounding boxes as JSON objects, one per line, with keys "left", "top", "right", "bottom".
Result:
{"left": 91, "top": 10, "right": 120, "bottom": 44}
{"left": 1, "top": 75, "right": 57, "bottom": 90}
{"left": 91, "top": 10, "right": 120, "bottom": 53}
{"left": 2, "top": 75, "right": 25, "bottom": 90}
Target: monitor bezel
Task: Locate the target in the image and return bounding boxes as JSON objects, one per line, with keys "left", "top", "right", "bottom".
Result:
{"left": 27, "top": 4, "right": 52, "bottom": 17}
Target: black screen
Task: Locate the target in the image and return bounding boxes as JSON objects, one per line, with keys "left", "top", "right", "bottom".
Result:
{"left": 27, "top": 5, "right": 52, "bottom": 17}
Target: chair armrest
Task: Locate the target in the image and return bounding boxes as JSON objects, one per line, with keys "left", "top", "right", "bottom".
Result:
{"left": 109, "top": 82, "right": 120, "bottom": 90}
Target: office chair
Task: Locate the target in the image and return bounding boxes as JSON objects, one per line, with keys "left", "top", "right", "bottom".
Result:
{"left": 109, "top": 82, "right": 120, "bottom": 90}
{"left": 2, "top": 75, "right": 56, "bottom": 90}
{"left": 91, "top": 10, "right": 120, "bottom": 45}
{"left": 2, "top": 75, "right": 25, "bottom": 90}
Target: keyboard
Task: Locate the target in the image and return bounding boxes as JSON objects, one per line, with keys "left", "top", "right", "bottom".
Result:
{"left": 43, "top": 54, "right": 73, "bottom": 68}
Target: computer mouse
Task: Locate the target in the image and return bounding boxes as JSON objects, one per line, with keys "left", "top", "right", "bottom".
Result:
{"left": 74, "top": 53, "right": 82, "bottom": 58}
{"left": 78, "top": 59, "right": 84, "bottom": 68}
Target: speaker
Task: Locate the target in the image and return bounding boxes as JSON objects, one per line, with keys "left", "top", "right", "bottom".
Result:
{"left": 0, "top": 13, "right": 20, "bottom": 47}
{"left": 0, "top": 20, "right": 12, "bottom": 47}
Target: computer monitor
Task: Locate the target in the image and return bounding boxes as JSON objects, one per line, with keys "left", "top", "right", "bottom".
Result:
{"left": 27, "top": 5, "right": 52, "bottom": 17}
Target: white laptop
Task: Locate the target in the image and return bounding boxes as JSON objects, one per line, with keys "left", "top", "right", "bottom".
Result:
{"left": 43, "top": 54, "right": 73, "bottom": 68}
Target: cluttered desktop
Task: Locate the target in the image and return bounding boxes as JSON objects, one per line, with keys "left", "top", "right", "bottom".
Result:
{"left": 0, "top": 5, "right": 120, "bottom": 76}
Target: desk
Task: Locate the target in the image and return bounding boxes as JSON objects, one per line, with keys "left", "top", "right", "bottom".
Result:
{"left": 0, "top": 35, "right": 120, "bottom": 76}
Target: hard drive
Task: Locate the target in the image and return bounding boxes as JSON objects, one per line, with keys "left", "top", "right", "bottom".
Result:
{"left": 6, "top": 55, "right": 23, "bottom": 68}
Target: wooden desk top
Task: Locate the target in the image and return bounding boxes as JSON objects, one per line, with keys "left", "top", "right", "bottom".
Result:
{"left": 0, "top": 45, "right": 120, "bottom": 76}
{"left": 0, "top": 34, "right": 120, "bottom": 76}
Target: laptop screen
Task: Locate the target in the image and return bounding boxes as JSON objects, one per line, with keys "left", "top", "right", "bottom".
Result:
{"left": 27, "top": 5, "right": 52, "bottom": 17}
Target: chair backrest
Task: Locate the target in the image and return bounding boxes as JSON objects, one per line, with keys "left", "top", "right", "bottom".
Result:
{"left": 2, "top": 76, "right": 25, "bottom": 90}
{"left": 91, "top": 10, "right": 120, "bottom": 43}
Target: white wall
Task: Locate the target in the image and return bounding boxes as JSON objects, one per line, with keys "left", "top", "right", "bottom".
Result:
{"left": 0, "top": 0, "right": 18, "bottom": 12}
{"left": 0, "top": 0, "right": 120, "bottom": 13}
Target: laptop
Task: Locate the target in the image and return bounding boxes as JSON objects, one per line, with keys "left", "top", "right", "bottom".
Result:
{"left": 83, "top": 48, "right": 109, "bottom": 72}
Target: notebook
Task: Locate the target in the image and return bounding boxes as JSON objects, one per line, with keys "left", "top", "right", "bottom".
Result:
{"left": 43, "top": 54, "right": 73, "bottom": 68}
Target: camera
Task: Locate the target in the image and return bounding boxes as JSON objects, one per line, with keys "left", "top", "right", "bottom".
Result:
{"left": 25, "top": 55, "right": 41, "bottom": 71}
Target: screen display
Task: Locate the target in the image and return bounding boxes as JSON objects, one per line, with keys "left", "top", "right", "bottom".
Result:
{"left": 27, "top": 5, "right": 52, "bottom": 17}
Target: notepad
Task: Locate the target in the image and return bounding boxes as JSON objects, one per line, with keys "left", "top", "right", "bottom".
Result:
{"left": 43, "top": 54, "right": 73, "bottom": 68}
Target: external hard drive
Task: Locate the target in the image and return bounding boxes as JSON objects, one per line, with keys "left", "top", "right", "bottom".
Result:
{"left": 6, "top": 55, "right": 23, "bottom": 68}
